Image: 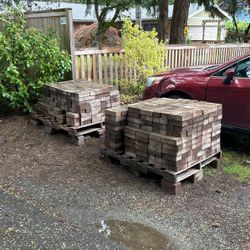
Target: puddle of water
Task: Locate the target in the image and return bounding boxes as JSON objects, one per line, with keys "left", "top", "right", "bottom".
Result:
{"left": 97, "top": 219, "right": 177, "bottom": 250}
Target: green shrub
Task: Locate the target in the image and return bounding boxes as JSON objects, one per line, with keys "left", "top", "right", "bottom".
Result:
{"left": 116, "top": 18, "right": 166, "bottom": 104}
{"left": 0, "top": 7, "right": 71, "bottom": 111}
{"left": 119, "top": 80, "right": 144, "bottom": 104}
{"left": 225, "top": 20, "right": 249, "bottom": 42}
{"left": 120, "top": 18, "right": 166, "bottom": 83}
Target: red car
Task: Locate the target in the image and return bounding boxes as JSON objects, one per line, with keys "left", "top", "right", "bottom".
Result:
{"left": 143, "top": 52, "right": 250, "bottom": 132}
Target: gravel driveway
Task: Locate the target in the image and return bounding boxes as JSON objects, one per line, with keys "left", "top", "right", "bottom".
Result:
{"left": 0, "top": 114, "right": 249, "bottom": 250}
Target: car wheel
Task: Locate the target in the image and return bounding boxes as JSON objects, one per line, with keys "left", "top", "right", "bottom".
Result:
{"left": 167, "top": 94, "right": 188, "bottom": 99}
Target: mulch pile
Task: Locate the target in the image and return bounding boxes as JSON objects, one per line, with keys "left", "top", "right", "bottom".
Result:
{"left": 74, "top": 22, "right": 122, "bottom": 49}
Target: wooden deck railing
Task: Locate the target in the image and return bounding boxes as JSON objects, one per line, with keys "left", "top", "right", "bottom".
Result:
{"left": 74, "top": 44, "right": 250, "bottom": 84}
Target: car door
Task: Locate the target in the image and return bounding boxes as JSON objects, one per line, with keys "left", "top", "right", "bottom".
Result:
{"left": 206, "top": 57, "right": 250, "bottom": 129}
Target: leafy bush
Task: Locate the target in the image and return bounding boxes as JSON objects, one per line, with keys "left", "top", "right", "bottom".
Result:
{"left": 225, "top": 20, "right": 249, "bottom": 42}
{"left": 117, "top": 18, "right": 166, "bottom": 104}
{"left": 121, "top": 18, "right": 166, "bottom": 83}
{"left": 119, "top": 80, "right": 144, "bottom": 104}
{"left": 0, "top": 7, "right": 71, "bottom": 111}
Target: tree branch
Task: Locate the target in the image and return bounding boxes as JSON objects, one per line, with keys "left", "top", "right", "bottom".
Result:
{"left": 94, "top": 0, "right": 99, "bottom": 20}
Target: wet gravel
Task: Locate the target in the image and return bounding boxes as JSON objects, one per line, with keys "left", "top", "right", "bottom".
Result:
{"left": 0, "top": 114, "right": 250, "bottom": 250}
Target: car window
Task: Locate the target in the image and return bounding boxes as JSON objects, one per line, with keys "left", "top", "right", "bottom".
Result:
{"left": 203, "top": 65, "right": 219, "bottom": 71}
{"left": 213, "top": 63, "right": 237, "bottom": 77}
{"left": 234, "top": 58, "right": 250, "bottom": 78}
{"left": 213, "top": 57, "right": 250, "bottom": 78}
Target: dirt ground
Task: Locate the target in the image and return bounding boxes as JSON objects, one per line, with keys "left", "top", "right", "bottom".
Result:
{"left": 0, "top": 114, "right": 250, "bottom": 250}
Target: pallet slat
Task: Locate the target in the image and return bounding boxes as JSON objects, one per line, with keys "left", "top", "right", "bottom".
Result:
{"left": 101, "top": 147, "right": 221, "bottom": 194}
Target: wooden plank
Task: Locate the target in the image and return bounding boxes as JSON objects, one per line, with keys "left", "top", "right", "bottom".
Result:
{"left": 178, "top": 49, "right": 182, "bottom": 68}
{"left": 98, "top": 54, "right": 103, "bottom": 84}
{"left": 25, "top": 12, "right": 67, "bottom": 19}
{"left": 24, "top": 9, "right": 74, "bottom": 80}
{"left": 110, "top": 54, "right": 114, "bottom": 85}
{"left": 87, "top": 54, "right": 92, "bottom": 81}
{"left": 190, "top": 48, "right": 194, "bottom": 66}
{"left": 193, "top": 48, "right": 197, "bottom": 66}
{"left": 75, "top": 56, "right": 79, "bottom": 80}
{"left": 73, "top": 44, "right": 250, "bottom": 83}
{"left": 75, "top": 127, "right": 102, "bottom": 137}
{"left": 202, "top": 48, "right": 205, "bottom": 65}
{"left": 101, "top": 147, "right": 221, "bottom": 184}
{"left": 165, "top": 49, "right": 168, "bottom": 68}
{"left": 74, "top": 48, "right": 124, "bottom": 56}
{"left": 175, "top": 169, "right": 200, "bottom": 183}
{"left": 114, "top": 59, "right": 119, "bottom": 87}
{"left": 66, "top": 9, "right": 76, "bottom": 80}
{"left": 93, "top": 54, "right": 97, "bottom": 82}
{"left": 174, "top": 49, "right": 178, "bottom": 68}
{"left": 104, "top": 53, "right": 108, "bottom": 84}
{"left": 80, "top": 55, "right": 85, "bottom": 80}
{"left": 70, "top": 121, "right": 104, "bottom": 130}
{"left": 187, "top": 48, "right": 191, "bottom": 67}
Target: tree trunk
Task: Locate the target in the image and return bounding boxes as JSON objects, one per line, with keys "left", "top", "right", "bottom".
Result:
{"left": 169, "top": 0, "right": 190, "bottom": 44}
{"left": 94, "top": 23, "right": 102, "bottom": 48}
{"left": 158, "top": 0, "right": 168, "bottom": 42}
{"left": 135, "top": 4, "right": 142, "bottom": 28}
{"left": 232, "top": 15, "right": 241, "bottom": 43}
{"left": 244, "top": 23, "right": 250, "bottom": 43}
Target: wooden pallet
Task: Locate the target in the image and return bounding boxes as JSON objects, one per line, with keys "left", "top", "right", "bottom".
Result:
{"left": 31, "top": 112, "right": 104, "bottom": 145}
{"left": 100, "top": 147, "right": 221, "bottom": 194}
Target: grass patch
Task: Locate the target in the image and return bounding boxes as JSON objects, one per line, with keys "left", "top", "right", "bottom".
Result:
{"left": 222, "top": 149, "right": 250, "bottom": 184}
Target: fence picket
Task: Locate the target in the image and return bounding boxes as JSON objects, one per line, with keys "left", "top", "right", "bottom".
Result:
{"left": 98, "top": 54, "right": 103, "bottom": 84}
{"left": 74, "top": 44, "right": 250, "bottom": 84}
{"left": 93, "top": 54, "right": 97, "bottom": 82}
{"left": 110, "top": 54, "right": 114, "bottom": 85}
{"left": 75, "top": 56, "right": 79, "bottom": 80}
{"left": 86, "top": 55, "right": 91, "bottom": 81}
{"left": 104, "top": 53, "right": 108, "bottom": 84}
{"left": 80, "top": 55, "right": 85, "bottom": 80}
{"left": 114, "top": 59, "right": 118, "bottom": 87}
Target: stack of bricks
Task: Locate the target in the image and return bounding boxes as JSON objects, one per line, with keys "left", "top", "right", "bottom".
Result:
{"left": 34, "top": 80, "right": 120, "bottom": 127}
{"left": 105, "top": 106, "right": 128, "bottom": 152}
{"left": 105, "top": 98, "right": 222, "bottom": 173}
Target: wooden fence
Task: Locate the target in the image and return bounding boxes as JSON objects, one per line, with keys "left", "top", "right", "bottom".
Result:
{"left": 166, "top": 44, "right": 250, "bottom": 69}
{"left": 74, "top": 44, "right": 250, "bottom": 85}
{"left": 24, "top": 8, "right": 75, "bottom": 80}
{"left": 0, "top": 8, "right": 75, "bottom": 80}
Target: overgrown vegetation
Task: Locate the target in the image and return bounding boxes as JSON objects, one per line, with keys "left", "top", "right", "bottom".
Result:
{"left": 225, "top": 21, "right": 250, "bottom": 43}
{"left": 0, "top": 7, "right": 71, "bottom": 112}
{"left": 119, "top": 80, "right": 145, "bottom": 104}
{"left": 84, "top": 0, "right": 132, "bottom": 47}
{"left": 118, "top": 19, "right": 166, "bottom": 104}
{"left": 223, "top": 150, "right": 250, "bottom": 183}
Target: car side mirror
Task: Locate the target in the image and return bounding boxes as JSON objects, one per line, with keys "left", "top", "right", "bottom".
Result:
{"left": 223, "top": 69, "right": 234, "bottom": 85}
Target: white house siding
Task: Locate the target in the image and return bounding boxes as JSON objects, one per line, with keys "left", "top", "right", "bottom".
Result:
{"left": 188, "top": 26, "right": 203, "bottom": 40}
{"left": 189, "top": 25, "right": 226, "bottom": 41}
{"left": 187, "top": 10, "right": 228, "bottom": 41}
